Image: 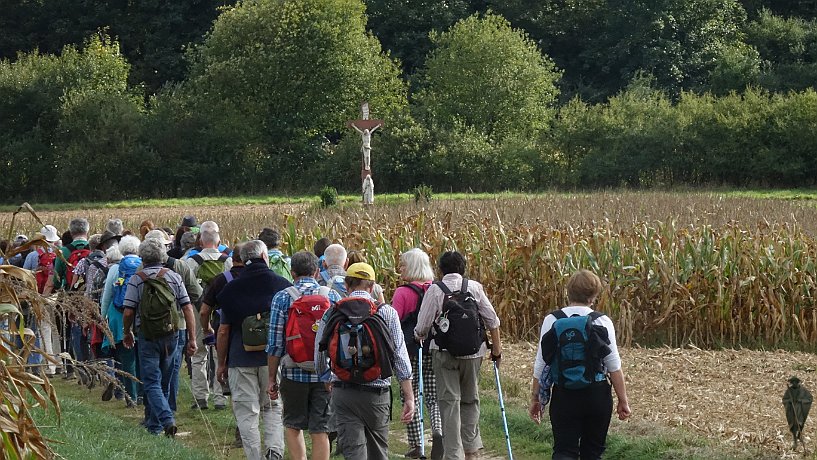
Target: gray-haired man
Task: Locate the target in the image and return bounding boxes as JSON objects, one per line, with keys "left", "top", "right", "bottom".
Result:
{"left": 122, "top": 238, "right": 198, "bottom": 437}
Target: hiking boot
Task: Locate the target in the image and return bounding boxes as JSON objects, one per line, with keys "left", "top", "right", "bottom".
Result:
{"left": 164, "top": 425, "right": 178, "bottom": 438}
{"left": 125, "top": 399, "right": 136, "bottom": 408}
{"left": 101, "top": 383, "right": 115, "bottom": 402}
{"left": 404, "top": 446, "right": 422, "bottom": 458}
{"left": 136, "top": 396, "right": 144, "bottom": 406}
{"left": 265, "top": 448, "right": 282, "bottom": 460}
{"left": 431, "top": 433, "right": 443, "bottom": 460}
{"left": 464, "top": 449, "right": 481, "bottom": 460}
{"left": 214, "top": 403, "right": 227, "bottom": 410}
{"left": 191, "top": 399, "right": 208, "bottom": 410}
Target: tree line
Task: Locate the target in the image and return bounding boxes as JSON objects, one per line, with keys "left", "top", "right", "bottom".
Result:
{"left": 2, "top": 0, "right": 817, "bottom": 202}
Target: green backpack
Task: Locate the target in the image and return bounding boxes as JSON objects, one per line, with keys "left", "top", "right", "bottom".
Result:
{"left": 136, "top": 268, "right": 180, "bottom": 340}
{"left": 242, "top": 311, "right": 271, "bottom": 352}
{"left": 269, "top": 253, "right": 293, "bottom": 283}
{"left": 192, "top": 253, "right": 229, "bottom": 289}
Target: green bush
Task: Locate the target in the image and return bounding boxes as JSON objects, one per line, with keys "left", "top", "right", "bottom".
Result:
{"left": 413, "top": 184, "right": 433, "bottom": 204}
{"left": 319, "top": 186, "right": 338, "bottom": 208}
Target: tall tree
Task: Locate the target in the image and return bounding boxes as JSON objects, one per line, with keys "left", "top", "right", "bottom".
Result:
{"left": 0, "top": 0, "right": 233, "bottom": 95}
{"left": 178, "top": 0, "right": 407, "bottom": 193}
{"left": 363, "top": 0, "right": 480, "bottom": 75}
{"left": 414, "top": 13, "right": 560, "bottom": 142}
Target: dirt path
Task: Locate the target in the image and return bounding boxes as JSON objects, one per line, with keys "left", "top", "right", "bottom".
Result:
{"left": 501, "top": 343, "right": 816, "bottom": 459}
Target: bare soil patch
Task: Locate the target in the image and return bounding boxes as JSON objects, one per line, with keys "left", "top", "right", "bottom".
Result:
{"left": 502, "top": 343, "right": 817, "bottom": 458}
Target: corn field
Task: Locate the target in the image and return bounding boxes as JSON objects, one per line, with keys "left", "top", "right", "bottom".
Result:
{"left": 4, "top": 192, "right": 817, "bottom": 349}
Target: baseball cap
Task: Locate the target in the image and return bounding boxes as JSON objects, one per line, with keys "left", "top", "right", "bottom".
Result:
{"left": 40, "top": 225, "right": 60, "bottom": 243}
{"left": 346, "top": 262, "right": 375, "bottom": 281}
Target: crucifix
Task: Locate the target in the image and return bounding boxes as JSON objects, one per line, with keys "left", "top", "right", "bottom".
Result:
{"left": 347, "top": 102, "right": 384, "bottom": 205}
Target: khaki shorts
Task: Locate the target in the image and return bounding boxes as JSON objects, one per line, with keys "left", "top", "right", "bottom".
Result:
{"left": 280, "top": 377, "right": 332, "bottom": 433}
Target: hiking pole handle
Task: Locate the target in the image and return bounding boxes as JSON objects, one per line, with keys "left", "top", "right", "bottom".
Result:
{"left": 494, "top": 361, "right": 514, "bottom": 460}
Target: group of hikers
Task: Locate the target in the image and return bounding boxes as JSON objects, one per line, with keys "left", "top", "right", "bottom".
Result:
{"left": 2, "top": 214, "right": 631, "bottom": 460}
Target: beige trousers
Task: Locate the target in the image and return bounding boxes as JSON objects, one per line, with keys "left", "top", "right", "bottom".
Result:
{"left": 432, "top": 350, "right": 484, "bottom": 460}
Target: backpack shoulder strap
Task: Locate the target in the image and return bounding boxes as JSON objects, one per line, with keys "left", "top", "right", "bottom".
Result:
{"left": 157, "top": 268, "right": 170, "bottom": 279}
{"left": 218, "top": 254, "right": 229, "bottom": 263}
{"left": 588, "top": 311, "right": 605, "bottom": 321}
{"left": 317, "top": 285, "right": 332, "bottom": 298}
{"left": 285, "top": 286, "right": 302, "bottom": 302}
{"left": 165, "top": 256, "right": 177, "bottom": 269}
{"left": 460, "top": 277, "right": 469, "bottom": 293}
{"left": 191, "top": 254, "right": 204, "bottom": 266}
{"left": 549, "top": 309, "right": 568, "bottom": 320}
{"left": 136, "top": 271, "right": 148, "bottom": 282}
{"left": 223, "top": 270, "right": 234, "bottom": 283}
{"left": 92, "top": 260, "right": 108, "bottom": 274}
{"left": 434, "top": 281, "right": 452, "bottom": 295}
{"left": 402, "top": 283, "right": 424, "bottom": 297}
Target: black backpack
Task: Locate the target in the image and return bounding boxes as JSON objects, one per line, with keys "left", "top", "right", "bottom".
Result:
{"left": 432, "top": 278, "right": 486, "bottom": 357}
{"left": 399, "top": 283, "right": 427, "bottom": 356}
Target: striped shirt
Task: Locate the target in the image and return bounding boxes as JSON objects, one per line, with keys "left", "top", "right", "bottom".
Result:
{"left": 314, "top": 290, "right": 413, "bottom": 388}
{"left": 267, "top": 278, "right": 342, "bottom": 383}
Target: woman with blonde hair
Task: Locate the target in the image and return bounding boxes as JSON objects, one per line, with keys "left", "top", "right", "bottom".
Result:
{"left": 392, "top": 248, "right": 443, "bottom": 459}
{"left": 529, "top": 269, "right": 631, "bottom": 460}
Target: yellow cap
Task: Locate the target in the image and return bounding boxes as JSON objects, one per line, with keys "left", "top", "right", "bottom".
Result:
{"left": 346, "top": 262, "right": 375, "bottom": 281}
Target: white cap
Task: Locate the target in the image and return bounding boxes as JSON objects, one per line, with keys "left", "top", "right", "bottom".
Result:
{"left": 144, "top": 229, "right": 172, "bottom": 245}
{"left": 40, "top": 225, "right": 60, "bottom": 243}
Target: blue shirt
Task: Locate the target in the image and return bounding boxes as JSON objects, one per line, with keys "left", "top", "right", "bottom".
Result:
{"left": 314, "top": 290, "right": 412, "bottom": 388}
{"left": 267, "top": 278, "right": 341, "bottom": 382}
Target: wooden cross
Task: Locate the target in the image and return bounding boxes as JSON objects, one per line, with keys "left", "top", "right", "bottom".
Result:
{"left": 346, "top": 102, "right": 384, "bottom": 179}
{"left": 347, "top": 102, "right": 384, "bottom": 205}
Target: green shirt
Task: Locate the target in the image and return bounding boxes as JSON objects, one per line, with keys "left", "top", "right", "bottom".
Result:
{"left": 54, "top": 239, "right": 89, "bottom": 289}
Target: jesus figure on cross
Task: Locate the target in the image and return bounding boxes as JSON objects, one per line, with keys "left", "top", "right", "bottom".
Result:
{"left": 351, "top": 123, "right": 381, "bottom": 171}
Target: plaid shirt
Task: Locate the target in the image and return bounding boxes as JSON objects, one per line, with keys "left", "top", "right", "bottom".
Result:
{"left": 315, "top": 290, "right": 413, "bottom": 388}
{"left": 267, "top": 277, "right": 341, "bottom": 383}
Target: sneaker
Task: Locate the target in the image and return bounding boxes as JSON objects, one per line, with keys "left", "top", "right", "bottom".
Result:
{"left": 214, "top": 403, "right": 227, "bottom": 410}
{"left": 431, "top": 434, "right": 443, "bottom": 460}
{"left": 136, "top": 396, "right": 144, "bottom": 406}
{"left": 191, "top": 399, "right": 208, "bottom": 410}
{"left": 164, "top": 425, "right": 178, "bottom": 438}
{"left": 265, "top": 448, "right": 282, "bottom": 460}
{"left": 126, "top": 399, "right": 136, "bottom": 408}
{"left": 101, "top": 383, "right": 115, "bottom": 401}
{"left": 404, "top": 446, "right": 422, "bottom": 459}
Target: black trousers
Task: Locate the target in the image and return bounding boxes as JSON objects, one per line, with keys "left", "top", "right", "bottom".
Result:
{"left": 549, "top": 382, "right": 613, "bottom": 460}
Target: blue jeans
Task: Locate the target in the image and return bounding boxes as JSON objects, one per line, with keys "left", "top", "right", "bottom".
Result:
{"left": 70, "top": 322, "right": 89, "bottom": 362}
{"left": 138, "top": 332, "right": 179, "bottom": 434}
{"left": 168, "top": 331, "right": 187, "bottom": 412}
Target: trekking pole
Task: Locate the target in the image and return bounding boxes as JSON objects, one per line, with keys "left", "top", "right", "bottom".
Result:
{"left": 493, "top": 361, "right": 514, "bottom": 460}
{"left": 417, "top": 346, "right": 427, "bottom": 460}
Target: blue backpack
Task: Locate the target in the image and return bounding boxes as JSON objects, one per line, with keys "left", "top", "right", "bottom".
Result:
{"left": 542, "top": 310, "right": 610, "bottom": 390}
{"left": 113, "top": 255, "right": 142, "bottom": 310}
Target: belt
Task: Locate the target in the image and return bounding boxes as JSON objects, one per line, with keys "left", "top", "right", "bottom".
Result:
{"left": 332, "top": 382, "right": 389, "bottom": 394}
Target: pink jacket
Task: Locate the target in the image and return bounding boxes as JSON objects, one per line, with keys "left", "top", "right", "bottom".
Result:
{"left": 391, "top": 281, "right": 431, "bottom": 321}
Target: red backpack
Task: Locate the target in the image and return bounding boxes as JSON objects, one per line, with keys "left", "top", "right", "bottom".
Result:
{"left": 65, "top": 244, "right": 90, "bottom": 290}
{"left": 35, "top": 247, "right": 57, "bottom": 293}
{"left": 319, "top": 297, "right": 396, "bottom": 384}
{"left": 284, "top": 286, "right": 332, "bottom": 371}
